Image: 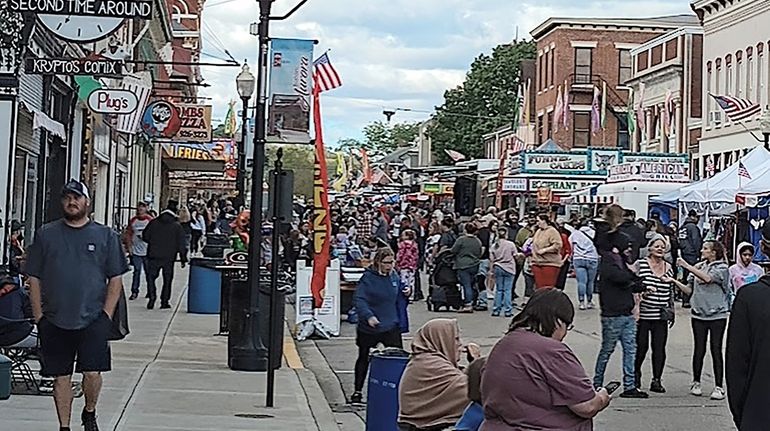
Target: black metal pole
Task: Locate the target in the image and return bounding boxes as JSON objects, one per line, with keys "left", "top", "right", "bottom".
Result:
{"left": 764, "top": 133, "right": 769, "bottom": 151}
{"left": 236, "top": 96, "right": 249, "bottom": 210}
{"left": 228, "top": 0, "right": 271, "bottom": 373}
{"left": 266, "top": 148, "right": 284, "bottom": 407}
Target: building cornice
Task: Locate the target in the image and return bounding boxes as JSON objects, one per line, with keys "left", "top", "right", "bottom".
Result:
{"left": 530, "top": 15, "right": 699, "bottom": 40}
{"left": 630, "top": 26, "right": 703, "bottom": 56}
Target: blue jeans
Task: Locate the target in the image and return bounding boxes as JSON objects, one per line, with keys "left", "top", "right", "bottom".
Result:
{"left": 493, "top": 266, "right": 514, "bottom": 316}
{"left": 457, "top": 265, "right": 479, "bottom": 306}
{"left": 594, "top": 315, "right": 638, "bottom": 391}
{"left": 573, "top": 258, "right": 598, "bottom": 303}
{"left": 130, "top": 254, "right": 147, "bottom": 295}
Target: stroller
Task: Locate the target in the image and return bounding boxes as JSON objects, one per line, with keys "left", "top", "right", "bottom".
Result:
{"left": 427, "top": 249, "right": 463, "bottom": 312}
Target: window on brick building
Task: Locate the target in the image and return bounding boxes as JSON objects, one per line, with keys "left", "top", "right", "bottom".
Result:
{"left": 574, "top": 48, "right": 592, "bottom": 84}
{"left": 545, "top": 51, "right": 551, "bottom": 89}
{"left": 546, "top": 111, "right": 553, "bottom": 139}
{"left": 537, "top": 114, "right": 544, "bottom": 144}
{"left": 551, "top": 49, "right": 556, "bottom": 85}
{"left": 617, "top": 117, "right": 630, "bottom": 150}
{"left": 619, "top": 49, "right": 632, "bottom": 85}
{"left": 538, "top": 54, "right": 543, "bottom": 90}
{"left": 573, "top": 112, "right": 590, "bottom": 148}
{"left": 736, "top": 56, "right": 743, "bottom": 97}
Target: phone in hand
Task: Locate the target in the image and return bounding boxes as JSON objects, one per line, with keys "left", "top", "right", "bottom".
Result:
{"left": 604, "top": 381, "right": 621, "bottom": 395}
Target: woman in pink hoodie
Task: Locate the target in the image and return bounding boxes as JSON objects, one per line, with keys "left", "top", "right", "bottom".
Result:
{"left": 729, "top": 242, "right": 764, "bottom": 293}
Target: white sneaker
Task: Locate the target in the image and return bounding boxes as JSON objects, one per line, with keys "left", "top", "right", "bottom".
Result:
{"left": 710, "top": 386, "right": 725, "bottom": 400}
{"left": 587, "top": 302, "right": 595, "bottom": 309}
{"left": 579, "top": 302, "right": 586, "bottom": 310}
{"left": 690, "top": 382, "right": 703, "bottom": 396}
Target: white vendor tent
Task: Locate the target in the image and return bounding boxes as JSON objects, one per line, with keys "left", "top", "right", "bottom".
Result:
{"left": 654, "top": 146, "right": 770, "bottom": 204}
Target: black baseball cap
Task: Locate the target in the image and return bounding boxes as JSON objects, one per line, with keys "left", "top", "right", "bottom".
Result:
{"left": 10, "top": 220, "right": 23, "bottom": 233}
{"left": 62, "top": 179, "right": 90, "bottom": 199}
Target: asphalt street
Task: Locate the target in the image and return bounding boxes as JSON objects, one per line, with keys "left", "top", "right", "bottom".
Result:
{"left": 298, "top": 276, "right": 737, "bottom": 431}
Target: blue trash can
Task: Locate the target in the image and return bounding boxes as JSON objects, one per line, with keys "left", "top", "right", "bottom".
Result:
{"left": 0, "top": 354, "right": 11, "bottom": 400}
{"left": 366, "top": 348, "right": 410, "bottom": 431}
{"left": 187, "top": 258, "right": 224, "bottom": 314}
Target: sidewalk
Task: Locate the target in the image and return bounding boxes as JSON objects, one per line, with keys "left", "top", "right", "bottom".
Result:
{"left": 0, "top": 267, "right": 339, "bottom": 431}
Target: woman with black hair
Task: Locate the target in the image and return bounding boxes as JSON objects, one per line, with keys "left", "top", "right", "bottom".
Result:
{"left": 668, "top": 240, "right": 730, "bottom": 401}
{"left": 480, "top": 289, "right": 610, "bottom": 430}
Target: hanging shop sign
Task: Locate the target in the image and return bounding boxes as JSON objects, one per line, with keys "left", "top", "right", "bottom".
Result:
{"left": 25, "top": 57, "right": 122, "bottom": 75}
{"left": 10, "top": 0, "right": 153, "bottom": 18}
{"left": 524, "top": 152, "right": 589, "bottom": 173}
{"left": 175, "top": 104, "right": 213, "bottom": 142}
{"left": 161, "top": 140, "right": 235, "bottom": 162}
{"left": 529, "top": 178, "right": 603, "bottom": 193}
{"left": 421, "top": 182, "right": 454, "bottom": 195}
{"left": 501, "top": 177, "right": 528, "bottom": 192}
{"left": 87, "top": 89, "right": 138, "bottom": 114}
{"left": 607, "top": 162, "right": 690, "bottom": 184}
{"left": 537, "top": 187, "right": 553, "bottom": 205}
{"left": 590, "top": 150, "right": 620, "bottom": 172}
{"left": 141, "top": 100, "right": 181, "bottom": 139}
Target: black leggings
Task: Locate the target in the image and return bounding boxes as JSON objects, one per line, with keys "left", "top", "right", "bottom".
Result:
{"left": 635, "top": 319, "right": 669, "bottom": 384}
{"left": 691, "top": 318, "right": 727, "bottom": 387}
{"left": 354, "top": 328, "right": 403, "bottom": 392}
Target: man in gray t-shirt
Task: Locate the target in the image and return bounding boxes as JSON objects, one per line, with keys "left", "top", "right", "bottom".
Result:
{"left": 26, "top": 179, "right": 128, "bottom": 431}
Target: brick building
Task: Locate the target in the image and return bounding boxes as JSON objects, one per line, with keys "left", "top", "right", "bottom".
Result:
{"left": 530, "top": 15, "right": 699, "bottom": 150}
{"left": 626, "top": 27, "right": 704, "bottom": 162}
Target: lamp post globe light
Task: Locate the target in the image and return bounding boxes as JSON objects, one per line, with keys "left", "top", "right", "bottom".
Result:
{"left": 235, "top": 62, "right": 255, "bottom": 209}
{"left": 760, "top": 106, "right": 770, "bottom": 150}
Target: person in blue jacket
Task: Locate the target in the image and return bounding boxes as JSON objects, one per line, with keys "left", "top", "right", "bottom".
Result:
{"left": 351, "top": 247, "right": 408, "bottom": 404}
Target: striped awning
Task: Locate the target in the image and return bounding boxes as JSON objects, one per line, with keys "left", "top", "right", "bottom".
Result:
{"left": 573, "top": 195, "right": 614, "bottom": 204}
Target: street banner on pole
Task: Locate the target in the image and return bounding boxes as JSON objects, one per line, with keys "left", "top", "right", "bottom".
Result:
{"left": 311, "top": 86, "right": 331, "bottom": 308}
{"left": 267, "top": 38, "right": 315, "bottom": 144}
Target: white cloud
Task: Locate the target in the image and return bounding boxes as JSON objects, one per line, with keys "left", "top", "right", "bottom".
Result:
{"left": 199, "top": 0, "right": 694, "bottom": 144}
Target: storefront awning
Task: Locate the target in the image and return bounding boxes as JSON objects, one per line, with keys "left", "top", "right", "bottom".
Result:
{"left": 20, "top": 101, "right": 66, "bottom": 139}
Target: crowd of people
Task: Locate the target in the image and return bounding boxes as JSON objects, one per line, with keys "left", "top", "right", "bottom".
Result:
{"left": 344, "top": 200, "right": 770, "bottom": 431}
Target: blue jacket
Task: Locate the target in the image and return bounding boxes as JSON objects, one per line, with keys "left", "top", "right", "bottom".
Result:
{"left": 354, "top": 268, "right": 400, "bottom": 334}
{"left": 0, "top": 279, "right": 33, "bottom": 346}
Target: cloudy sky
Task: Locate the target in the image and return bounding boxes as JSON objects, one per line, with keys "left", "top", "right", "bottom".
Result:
{"left": 199, "top": 0, "right": 694, "bottom": 146}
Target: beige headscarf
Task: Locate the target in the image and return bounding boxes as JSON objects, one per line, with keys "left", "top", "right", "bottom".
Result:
{"left": 398, "top": 319, "right": 469, "bottom": 429}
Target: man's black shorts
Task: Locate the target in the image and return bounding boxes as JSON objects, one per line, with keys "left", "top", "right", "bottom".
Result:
{"left": 38, "top": 312, "right": 112, "bottom": 377}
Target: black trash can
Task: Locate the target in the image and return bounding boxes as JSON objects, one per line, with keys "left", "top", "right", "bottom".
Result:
{"left": 206, "top": 233, "right": 230, "bottom": 246}
{"left": 258, "top": 280, "right": 287, "bottom": 371}
{"left": 227, "top": 279, "right": 268, "bottom": 371}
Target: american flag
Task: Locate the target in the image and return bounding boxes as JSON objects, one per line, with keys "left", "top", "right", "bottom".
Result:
{"left": 313, "top": 53, "right": 342, "bottom": 93}
{"left": 710, "top": 94, "right": 761, "bottom": 122}
{"left": 738, "top": 161, "right": 752, "bottom": 180}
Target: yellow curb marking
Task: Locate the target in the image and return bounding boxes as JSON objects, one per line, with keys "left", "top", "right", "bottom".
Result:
{"left": 283, "top": 337, "right": 304, "bottom": 369}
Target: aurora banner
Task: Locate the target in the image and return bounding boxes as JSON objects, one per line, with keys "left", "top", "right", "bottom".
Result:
{"left": 267, "top": 38, "right": 314, "bottom": 144}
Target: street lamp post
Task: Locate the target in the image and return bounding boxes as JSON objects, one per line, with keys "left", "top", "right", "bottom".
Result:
{"left": 235, "top": 62, "right": 255, "bottom": 209}
{"left": 760, "top": 106, "right": 770, "bottom": 151}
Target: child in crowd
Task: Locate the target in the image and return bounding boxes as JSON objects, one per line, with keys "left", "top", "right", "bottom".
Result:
{"left": 396, "top": 229, "right": 419, "bottom": 298}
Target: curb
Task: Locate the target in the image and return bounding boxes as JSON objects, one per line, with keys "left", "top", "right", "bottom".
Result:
{"left": 295, "top": 368, "right": 342, "bottom": 431}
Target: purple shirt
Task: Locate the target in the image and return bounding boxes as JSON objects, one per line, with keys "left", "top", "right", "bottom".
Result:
{"left": 480, "top": 329, "right": 596, "bottom": 431}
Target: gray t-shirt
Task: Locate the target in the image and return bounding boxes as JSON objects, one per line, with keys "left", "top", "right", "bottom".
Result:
{"left": 26, "top": 220, "right": 129, "bottom": 330}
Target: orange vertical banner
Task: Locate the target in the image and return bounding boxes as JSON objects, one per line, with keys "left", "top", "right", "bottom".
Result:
{"left": 311, "top": 86, "right": 331, "bottom": 308}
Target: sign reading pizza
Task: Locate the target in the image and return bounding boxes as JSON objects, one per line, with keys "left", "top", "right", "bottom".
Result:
{"left": 175, "top": 104, "right": 212, "bottom": 142}
{"left": 10, "top": 0, "right": 153, "bottom": 19}
{"left": 25, "top": 57, "right": 122, "bottom": 75}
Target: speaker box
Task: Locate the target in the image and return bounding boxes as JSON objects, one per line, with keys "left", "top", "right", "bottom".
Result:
{"left": 454, "top": 176, "right": 476, "bottom": 217}
{"left": 267, "top": 169, "right": 294, "bottom": 223}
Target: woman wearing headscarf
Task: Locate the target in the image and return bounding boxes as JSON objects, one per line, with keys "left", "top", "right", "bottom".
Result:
{"left": 398, "top": 319, "right": 481, "bottom": 431}
{"left": 481, "top": 288, "right": 610, "bottom": 430}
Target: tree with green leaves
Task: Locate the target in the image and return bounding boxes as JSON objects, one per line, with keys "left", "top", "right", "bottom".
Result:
{"left": 429, "top": 41, "right": 536, "bottom": 164}
{"left": 337, "top": 121, "right": 420, "bottom": 157}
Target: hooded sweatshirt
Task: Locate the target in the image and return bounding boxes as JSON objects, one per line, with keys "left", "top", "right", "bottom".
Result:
{"left": 353, "top": 268, "right": 400, "bottom": 334}
{"left": 398, "top": 319, "right": 469, "bottom": 429}
{"left": 142, "top": 210, "right": 188, "bottom": 262}
{"left": 729, "top": 242, "right": 764, "bottom": 292}
{"left": 690, "top": 259, "right": 730, "bottom": 320}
